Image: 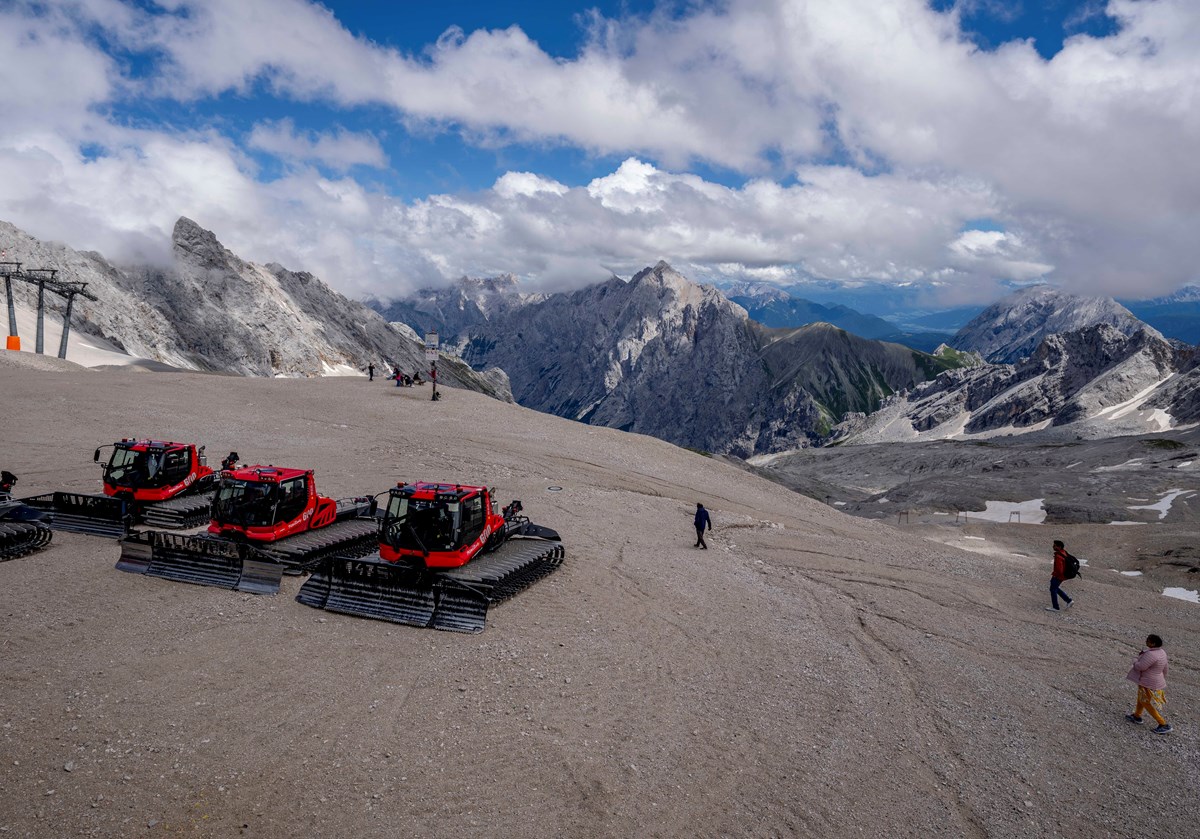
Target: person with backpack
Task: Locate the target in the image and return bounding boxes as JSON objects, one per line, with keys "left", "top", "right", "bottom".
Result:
{"left": 1125, "top": 634, "right": 1172, "bottom": 734}
{"left": 1046, "top": 539, "right": 1078, "bottom": 612}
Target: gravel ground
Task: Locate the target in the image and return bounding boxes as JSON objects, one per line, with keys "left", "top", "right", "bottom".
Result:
{"left": 0, "top": 355, "right": 1197, "bottom": 838}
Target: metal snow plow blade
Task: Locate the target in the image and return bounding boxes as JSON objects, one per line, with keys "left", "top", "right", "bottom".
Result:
{"left": 20, "top": 492, "right": 130, "bottom": 537}
{"left": 115, "top": 518, "right": 379, "bottom": 596}
{"left": 116, "top": 532, "right": 283, "bottom": 595}
{"left": 139, "top": 493, "right": 215, "bottom": 529}
{"left": 297, "top": 538, "right": 566, "bottom": 634}
{"left": 0, "top": 521, "right": 54, "bottom": 561}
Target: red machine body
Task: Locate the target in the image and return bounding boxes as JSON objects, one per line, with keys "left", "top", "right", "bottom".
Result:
{"left": 96, "top": 439, "right": 214, "bottom": 502}
{"left": 208, "top": 465, "right": 339, "bottom": 543}
{"left": 379, "top": 481, "right": 504, "bottom": 569}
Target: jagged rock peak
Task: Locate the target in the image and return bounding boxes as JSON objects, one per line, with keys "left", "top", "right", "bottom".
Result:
{"left": 171, "top": 216, "right": 238, "bottom": 270}
{"left": 458, "top": 273, "right": 519, "bottom": 293}
{"left": 629, "top": 261, "right": 710, "bottom": 302}
{"left": 953, "top": 284, "right": 1150, "bottom": 364}
{"left": 631, "top": 260, "right": 680, "bottom": 284}
{"left": 722, "top": 280, "right": 791, "bottom": 302}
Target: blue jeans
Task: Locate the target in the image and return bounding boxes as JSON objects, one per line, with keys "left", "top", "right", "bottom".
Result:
{"left": 1050, "top": 578, "right": 1072, "bottom": 609}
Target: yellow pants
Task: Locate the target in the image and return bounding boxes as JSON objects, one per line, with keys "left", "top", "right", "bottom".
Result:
{"left": 1135, "top": 686, "right": 1167, "bottom": 726}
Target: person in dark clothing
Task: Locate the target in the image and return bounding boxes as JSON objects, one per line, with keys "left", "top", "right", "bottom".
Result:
{"left": 694, "top": 503, "right": 712, "bottom": 549}
{"left": 1047, "top": 539, "right": 1075, "bottom": 612}
{"left": 393, "top": 367, "right": 402, "bottom": 387}
{"left": 367, "top": 363, "right": 375, "bottom": 381}
{"left": 1, "top": 470, "right": 17, "bottom": 495}
{"left": 220, "top": 452, "right": 239, "bottom": 472}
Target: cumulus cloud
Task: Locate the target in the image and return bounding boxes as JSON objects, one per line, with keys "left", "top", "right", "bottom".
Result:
{"left": 0, "top": 0, "right": 1198, "bottom": 303}
{"left": 247, "top": 120, "right": 387, "bottom": 171}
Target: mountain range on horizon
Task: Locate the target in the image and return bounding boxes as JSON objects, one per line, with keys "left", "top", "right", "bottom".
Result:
{"left": 4, "top": 215, "right": 1199, "bottom": 461}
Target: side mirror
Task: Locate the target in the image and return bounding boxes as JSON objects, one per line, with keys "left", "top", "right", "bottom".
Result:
{"left": 93, "top": 448, "right": 101, "bottom": 462}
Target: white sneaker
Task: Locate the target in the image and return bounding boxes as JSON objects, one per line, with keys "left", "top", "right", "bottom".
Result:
{"left": 1045, "top": 606, "right": 1060, "bottom": 612}
{"left": 1064, "top": 600, "right": 1074, "bottom": 609}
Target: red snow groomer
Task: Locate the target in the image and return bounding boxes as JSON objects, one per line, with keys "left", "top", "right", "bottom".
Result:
{"left": 117, "top": 464, "right": 377, "bottom": 594}
{"left": 20, "top": 439, "right": 217, "bottom": 536}
{"left": 298, "top": 481, "right": 564, "bottom": 633}
{"left": 96, "top": 439, "right": 216, "bottom": 527}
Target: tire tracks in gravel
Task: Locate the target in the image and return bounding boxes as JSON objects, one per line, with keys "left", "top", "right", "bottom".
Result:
{"left": 760, "top": 561, "right": 991, "bottom": 837}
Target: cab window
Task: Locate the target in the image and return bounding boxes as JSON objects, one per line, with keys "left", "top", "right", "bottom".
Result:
{"left": 162, "top": 450, "right": 189, "bottom": 483}
{"left": 461, "top": 495, "right": 485, "bottom": 545}
{"left": 276, "top": 477, "right": 308, "bottom": 522}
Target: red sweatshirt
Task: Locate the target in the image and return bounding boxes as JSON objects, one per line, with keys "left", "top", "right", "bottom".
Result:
{"left": 1052, "top": 547, "right": 1067, "bottom": 581}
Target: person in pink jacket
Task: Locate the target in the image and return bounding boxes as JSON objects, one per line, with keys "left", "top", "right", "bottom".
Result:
{"left": 1125, "top": 634, "right": 1172, "bottom": 734}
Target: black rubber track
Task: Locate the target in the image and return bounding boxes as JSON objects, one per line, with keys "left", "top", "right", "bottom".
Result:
{"left": 0, "top": 521, "right": 54, "bottom": 561}
{"left": 139, "top": 493, "right": 215, "bottom": 529}
{"left": 296, "top": 538, "right": 565, "bottom": 633}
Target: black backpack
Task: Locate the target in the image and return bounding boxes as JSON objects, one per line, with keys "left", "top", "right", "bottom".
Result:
{"left": 1063, "top": 552, "right": 1081, "bottom": 580}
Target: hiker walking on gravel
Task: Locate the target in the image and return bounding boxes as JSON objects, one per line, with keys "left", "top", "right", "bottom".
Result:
{"left": 694, "top": 503, "right": 712, "bottom": 549}
{"left": 1126, "top": 634, "right": 1172, "bottom": 734}
{"left": 367, "top": 363, "right": 375, "bottom": 382}
{"left": 1046, "top": 539, "right": 1076, "bottom": 612}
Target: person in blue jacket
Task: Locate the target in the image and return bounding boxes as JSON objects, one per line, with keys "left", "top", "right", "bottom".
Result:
{"left": 694, "top": 503, "right": 712, "bottom": 549}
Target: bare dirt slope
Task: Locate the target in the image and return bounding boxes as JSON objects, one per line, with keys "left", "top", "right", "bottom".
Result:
{"left": 0, "top": 357, "right": 1196, "bottom": 838}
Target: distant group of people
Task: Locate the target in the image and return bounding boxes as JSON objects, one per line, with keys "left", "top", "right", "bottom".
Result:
{"left": 364, "top": 363, "right": 423, "bottom": 387}
{"left": 391, "top": 367, "right": 424, "bottom": 387}
{"left": 1047, "top": 538, "right": 1173, "bottom": 735}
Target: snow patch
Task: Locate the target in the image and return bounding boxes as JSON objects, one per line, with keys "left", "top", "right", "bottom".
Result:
{"left": 1162, "top": 587, "right": 1199, "bottom": 603}
{"left": 321, "top": 360, "right": 361, "bottom": 377}
{"left": 960, "top": 499, "right": 1046, "bottom": 524}
{"left": 1093, "top": 458, "right": 1144, "bottom": 473}
{"left": 1127, "top": 488, "right": 1189, "bottom": 520}
{"left": 1146, "top": 409, "right": 1173, "bottom": 430}
{"left": 1091, "top": 375, "right": 1174, "bottom": 422}
{"left": 8, "top": 301, "right": 160, "bottom": 368}
{"left": 964, "top": 536, "right": 986, "bottom": 541}
{"left": 1108, "top": 521, "right": 1147, "bottom": 526}
{"left": 1120, "top": 571, "right": 1143, "bottom": 576}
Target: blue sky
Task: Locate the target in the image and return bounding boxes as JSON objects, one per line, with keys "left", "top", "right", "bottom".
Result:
{"left": 2, "top": 1, "right": 1197, "bottom": 303}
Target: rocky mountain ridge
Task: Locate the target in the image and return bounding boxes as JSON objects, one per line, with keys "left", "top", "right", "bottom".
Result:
{"left": 834, "top": 323, "right": 1200, "bottom": 444}
{"left": 952, "top": 285, "right": 1151, "bottom": 363}
{"left": 722, "top": 280, "right": 953, "bottom": 352}
{"left": 0, "top": 217, "right": 508, "bottom": 397}
{"left": 460, "top": 262, "right": 970, "bottom": 456}
{"left": 371, "top": 274, "right": 546, "bottom": 347}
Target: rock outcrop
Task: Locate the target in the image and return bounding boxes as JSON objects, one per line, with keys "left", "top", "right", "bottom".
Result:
{"left": 953, "top": 286, "right": 1150, "bottom": 363}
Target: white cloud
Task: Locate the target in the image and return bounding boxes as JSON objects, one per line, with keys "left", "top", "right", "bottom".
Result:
{"left": 947, "top": 230, "right": 1055, "bottom": 282}
{"left": 247, "top": 119, "right": 386, "bottom": 171}
{"left": 493, "top": 172, "right": 569, "bottom": 199}
{"left": 1, "top": 0, "right": 1199, "bottom": 302}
